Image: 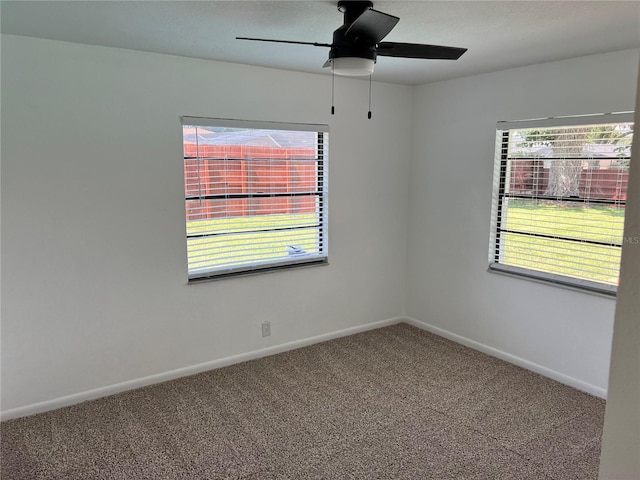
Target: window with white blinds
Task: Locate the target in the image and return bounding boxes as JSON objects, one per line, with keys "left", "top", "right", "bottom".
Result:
{"left": 182, "top": 117, "right": 328, "bottom": 281}
{"left": 489, "top": 112, "right": 634, "bottom": 294}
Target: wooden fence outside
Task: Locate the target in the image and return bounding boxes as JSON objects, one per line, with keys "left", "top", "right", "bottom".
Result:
{"left": 184, "top": 143, "right": 318, "bottom": 220}
{"left": 509, "top": 161, "right": 628, "bottom": 201}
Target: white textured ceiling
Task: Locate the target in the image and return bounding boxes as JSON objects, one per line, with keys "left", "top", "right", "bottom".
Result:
{"left": 1, "top": 0, "right": 639, "bottom": 85}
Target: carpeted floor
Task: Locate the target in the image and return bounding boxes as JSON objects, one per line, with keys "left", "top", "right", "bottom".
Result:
{"left": 1, "top": 323, "right": 605, "bottom": 479}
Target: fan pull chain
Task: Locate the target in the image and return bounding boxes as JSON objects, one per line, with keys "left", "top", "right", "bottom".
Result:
{"left": 367, "top": 74, "right": 372, "bottom": 119}
{"left": 331, "top": 69, "right": 335, "bottom": 115}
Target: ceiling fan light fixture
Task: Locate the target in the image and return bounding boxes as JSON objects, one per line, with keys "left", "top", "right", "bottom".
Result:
{"left": 331, "top": 57, "right": 374, "bottom": 76}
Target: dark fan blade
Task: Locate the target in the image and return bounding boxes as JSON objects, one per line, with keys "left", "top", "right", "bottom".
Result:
{"left": 236, "top": 37, "right": 332, "bottom": 48}
{"left": 345, "top": 8, "right": 399, "bottom": 44}
{"left": 377, "top": 42, "right": 467, "bottom": 60}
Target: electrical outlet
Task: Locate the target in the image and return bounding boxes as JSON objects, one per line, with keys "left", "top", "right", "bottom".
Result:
{"left": 261, "top": 321, "right": 271, "bottom": 337}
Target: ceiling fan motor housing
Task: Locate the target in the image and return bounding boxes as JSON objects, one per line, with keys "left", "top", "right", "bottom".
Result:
{"left": 330, "top": 24, "right": 377, "bottom": 62}
{"left": 331, "top": 1, "right": 377, "bottom": 61}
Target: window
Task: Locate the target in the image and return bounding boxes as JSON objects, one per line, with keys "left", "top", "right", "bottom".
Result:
{"left": 489, "top": 112, "right": 634, "bottom": 294}
{"left": 182, "top": 117, "right": 328, "bottom": 281}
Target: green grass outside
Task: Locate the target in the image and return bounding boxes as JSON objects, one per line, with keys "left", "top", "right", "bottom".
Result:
{"left": 502, "top": 201, "right": 625, "bottom": 285}
{"left": 187, "top": 202, "right": 625, "bottom": 285}
{"left": 187, "top": 213, "right": 321, "bottom": 272}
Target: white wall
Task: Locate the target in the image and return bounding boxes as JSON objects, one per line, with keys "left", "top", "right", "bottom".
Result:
{"left": 0, "top": 35, "right": 413, "bottom": 414}
{"left": 2, "top": 33, "right": 637, "bottom": 418}
{"left": 598, "top": 65, "right": 640, "bottom": 480}
{"left": 406, "top": 49, "right": 640, "bottom": 396}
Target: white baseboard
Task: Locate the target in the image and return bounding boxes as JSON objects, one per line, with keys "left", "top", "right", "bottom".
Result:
{"left": 2, "top": 315, "right": 605, "bottom": 420}
{"left": 0, "top": 317, "right": 404, "bottom": 421}
{"left": 404, "top": 316, "right": 607, "bottom": 399}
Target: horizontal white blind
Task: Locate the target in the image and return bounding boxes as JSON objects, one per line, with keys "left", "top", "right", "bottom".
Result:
{"left": 183, "top": 120, "right": 328, "bottom": 280}
{"left": 496, "top": 111, "right": 634, "bottom": 131}
{"left": 489, "top": 112, "right": 633, "bottom": 294}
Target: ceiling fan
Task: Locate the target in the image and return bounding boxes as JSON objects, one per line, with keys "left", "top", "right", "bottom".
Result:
{"left": 237, "top": 0, "right": 467, "bottom": 77}
{"left": 237, "top": 1, "right": 467, "bottom": 117}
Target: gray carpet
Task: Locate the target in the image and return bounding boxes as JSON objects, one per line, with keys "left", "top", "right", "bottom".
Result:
{"left": 1, "top": 323, "right": 605, "bottom": 479}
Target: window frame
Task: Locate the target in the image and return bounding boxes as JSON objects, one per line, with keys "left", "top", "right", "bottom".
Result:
{"left": 182, "top": 117, "right": 329, "bottom": 282}
{"left": 488, "top": 112, "right": 634, "bottom": 295}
